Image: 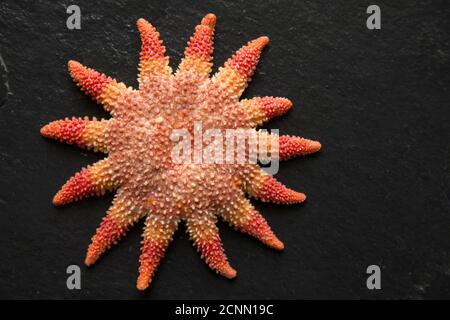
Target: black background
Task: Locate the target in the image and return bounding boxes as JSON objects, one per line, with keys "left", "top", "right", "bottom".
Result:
{"left": 0, "top": 0, "right": 449, "bottom": 299}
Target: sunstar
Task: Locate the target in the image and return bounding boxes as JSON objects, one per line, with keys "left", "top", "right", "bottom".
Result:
{"left": 41, "top": 13, "right": 321, "bottom": 290}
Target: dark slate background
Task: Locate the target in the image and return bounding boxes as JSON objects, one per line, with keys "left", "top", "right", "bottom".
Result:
{"left": 0, "top": 0, "right": 449, "bottom": 299}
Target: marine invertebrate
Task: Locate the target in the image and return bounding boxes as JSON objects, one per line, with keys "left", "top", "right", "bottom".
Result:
{"left": 41, "top": 13, "right": 321, "bottom": 290}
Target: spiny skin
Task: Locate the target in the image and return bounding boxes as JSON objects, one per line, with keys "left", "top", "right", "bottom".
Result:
{"left": 41, "top": 13, "right": 321, "bottom": 291}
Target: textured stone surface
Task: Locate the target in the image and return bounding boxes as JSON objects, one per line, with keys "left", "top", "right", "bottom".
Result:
{"left": 0, "top": 0, "right": 449, "bottom": 299}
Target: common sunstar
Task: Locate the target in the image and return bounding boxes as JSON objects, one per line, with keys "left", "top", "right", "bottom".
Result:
{"left": 41, "top": 13, "right": 321, "bottom": 290}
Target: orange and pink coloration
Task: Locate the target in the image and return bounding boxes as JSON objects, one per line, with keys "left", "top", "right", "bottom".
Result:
{"left": 41, "top": 13, "right": 321, "bottom": 290}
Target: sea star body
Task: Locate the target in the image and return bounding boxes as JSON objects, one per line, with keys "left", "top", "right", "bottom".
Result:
{"left": 41, "top": 14, "right": 321, "bottom": 290}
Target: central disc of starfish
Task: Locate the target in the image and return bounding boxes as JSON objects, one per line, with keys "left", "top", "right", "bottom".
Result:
{"left": 41, "top": 13, "right": 321, "bottom": 290}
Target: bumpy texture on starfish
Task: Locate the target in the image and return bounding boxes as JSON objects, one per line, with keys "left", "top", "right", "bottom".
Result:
{"left": 41, "top": 13, "right": 321, "bottom": 290}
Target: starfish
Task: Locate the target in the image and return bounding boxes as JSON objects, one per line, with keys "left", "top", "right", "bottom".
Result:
{"left": 41, "top": 13, "right": 321, "bottom": 290}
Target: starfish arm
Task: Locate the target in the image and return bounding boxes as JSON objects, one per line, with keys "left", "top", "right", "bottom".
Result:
{"left": 256, "top": 132, "right": 321, "bottom": 161}
{"left": 212, "top": 36, "right": 269, "bottom": 99}
{"left": 278, "top": 135, "right": 322, "bottom": 160}
{"left": 68, "top": 60, "right": 129, "bottom": 113}
{"left": 52, "top": 158, "right": 120, "bottom": 206}
{"left": 239, "top": 165, "right": 305, "bottom": 204}
{"left": 136, "top": 214, "right": 179, "bottom": 290}
{"left": 186, "top": 213, "right": 236, "bottom": 279}
{"left": 85, "top": 190, "right": 144, "bottom": 266}
{"left": 240, "top": 97, "right": 292, "bottom": 127}
{"left": 41, "top": 117, "right": 110, "bottom": 152}
{"left": 176, "top": 13, "right": 216, "bottom": 80}
{"left": 137, "top": 18, "right": 172, "bottom": 87}
{"left": 219, "top": 191, "right": 284, "bottom": 250}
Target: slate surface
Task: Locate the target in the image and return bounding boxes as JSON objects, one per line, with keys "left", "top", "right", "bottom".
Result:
{"left": 0, "top": 0, "right": 449, "bottom": 299}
